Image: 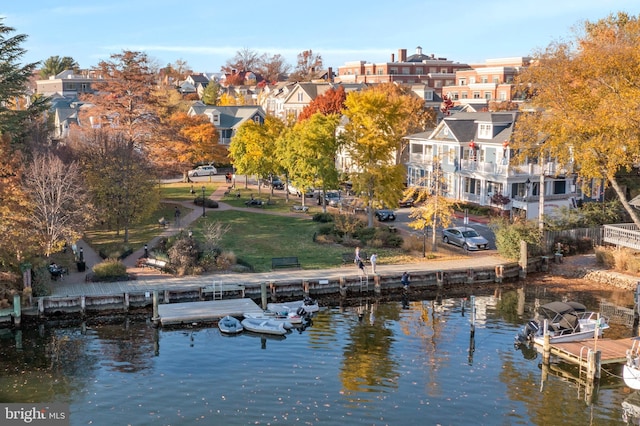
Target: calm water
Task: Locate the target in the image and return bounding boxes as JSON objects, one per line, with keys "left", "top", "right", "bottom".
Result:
{"left": 0, "top": 283, "right": 638, "bottom": 426}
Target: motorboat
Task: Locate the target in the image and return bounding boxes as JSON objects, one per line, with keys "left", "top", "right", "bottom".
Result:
{"left": 267, "top": 297, "right": 319, "bottom": 315}
{"left": 624, "top": 337, "right": 640, "bottom": 390}
{"left": 241, "top": 318, "right": 288, "bottom": 336}
{"left": 243, "top": 310, "right": 304, "bottom": 327}
{"left": 514, "top": 301, "right": 609, "bottom": 345}
{"left": 218, "top": 315, "right": 243, "bottom": 334}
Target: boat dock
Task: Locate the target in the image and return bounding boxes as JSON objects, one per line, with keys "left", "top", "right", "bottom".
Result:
{"left": 156, "top": 298, "right": 263, "bottom": 326}
{"left": 547, "top": 337, "right": 635, "bottom": 366}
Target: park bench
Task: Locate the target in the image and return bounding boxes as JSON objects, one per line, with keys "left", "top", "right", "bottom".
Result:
{"left": 342, "top": 252, "right": 368, "bottom": 265}
{"left": 290, "top": 204, "right": 309, "bottom": 213}
{"left": 143, "top": 258, "right": 169, "bottom": 273}
{"left": 271, "top": 257, "right": 301, "bottom": 269}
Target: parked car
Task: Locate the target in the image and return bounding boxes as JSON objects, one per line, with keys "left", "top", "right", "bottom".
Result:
{"left": 375, "top": 209, "right": 396, "bottom": 221}
{"left": 442, "top": 227, "right": 489, "bottom": 251}
{"left": 288, "top": 184, "right": 314, "bottom": 198}
{"left": 398, "top": 197, "right": 414, "bottom": 208}
{"left": 317, "top": 191, "right": 341, "bottom": 206}
{"left": 188, "top": 165, "right": 217, "bottom": 177}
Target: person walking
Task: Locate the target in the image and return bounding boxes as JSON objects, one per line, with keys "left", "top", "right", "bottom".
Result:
{"left": 370, "top": 253, "right": 378, "bottom": 274}
{"left": 174, "top": 206, "right": 182, "bottom": 227}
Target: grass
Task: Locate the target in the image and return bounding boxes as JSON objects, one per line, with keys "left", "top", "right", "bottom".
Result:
{"left": 82, "top": 181, "right": 465, "bottom": 270}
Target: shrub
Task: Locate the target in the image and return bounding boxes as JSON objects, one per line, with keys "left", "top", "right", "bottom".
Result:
{"left": 216, "top": 251, "right": 237, "bottom": 270}
{"left": 167, "top": 236, "right": 201, "bottom": 275}
{"left": 193, "top": 196, "right": 218, "bottom": 208}
{"left": 490, "top": 218, "right": 543, "bottom": 259}
{"left": 92, "top": 259, "right": 128, "bottom": 281}
{"left": 312, "top": 212, "right": 334, "bottom": 223}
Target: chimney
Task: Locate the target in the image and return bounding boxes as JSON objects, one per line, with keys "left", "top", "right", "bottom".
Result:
{"left": 391, "top": 53, "right": 395, "bottom": 62}
{"left": 399, "top": 49, "right": 407, "bottom": 62}
{"left": 327, "top": 67, "right": 333, "bottom": 82}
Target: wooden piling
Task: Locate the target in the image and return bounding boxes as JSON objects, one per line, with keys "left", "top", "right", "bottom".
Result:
{"left": 467, "top": 269, "right": 474, "bottom": 284}
{"left": 302, "top": 281, "right": 309, "bottom": 297}
{"left": 261, "top": 282, "right": 267, "bottom": 309}
{"left": 374, "top": 275, "right": 381, "bottom": 295}
{"left": 495, "top": 265, "right": 504, "bottom": 283}
{"left": 339, "top": 277, "right": 347, "bottom": 298}
{"left": 542, "top": 320, "right": 551, "bottom": 365}
{"left": 12, "top": 294, "right": 21, "bottom": 327}
{"left": 152, "top": 290, "right": 159, "bottom": 325}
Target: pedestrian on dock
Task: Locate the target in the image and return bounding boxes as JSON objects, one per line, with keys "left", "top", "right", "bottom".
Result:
{"left": 401, "top": 272, "right": 410, "bottom": 289}
{"left": 370, "top": 253, "right": 377, "bottom": 274}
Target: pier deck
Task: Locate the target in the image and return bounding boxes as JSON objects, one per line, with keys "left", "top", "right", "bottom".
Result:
{"left": 157, "top": 298, "right": 263, "bottom": 326}
{"left": 541, "top": 337, "right": 634, "bottom": 365}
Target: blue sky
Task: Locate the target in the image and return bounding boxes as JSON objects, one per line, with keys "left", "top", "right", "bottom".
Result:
{"left": 3, "top": 1, "right": 640, "bottom": 73}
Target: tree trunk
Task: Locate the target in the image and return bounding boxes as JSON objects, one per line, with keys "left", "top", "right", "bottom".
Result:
{"left": 609, "top": 176, "right": 640, "bottom": 227}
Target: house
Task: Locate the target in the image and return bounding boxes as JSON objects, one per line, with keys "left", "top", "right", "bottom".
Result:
{"left": 404, "top": 111, "right": 579, "bottom": 220}
{"left": 442, "top": 57, "right": 531, "bottom": 108}
{"left": 187, "top": 102, "right": 266, "bottom": 145}
{"left": 335, "top": 46, "right": 470, "bottom": 102}
{"left": 36, "top": 70, "right": 103, "bottom": 98}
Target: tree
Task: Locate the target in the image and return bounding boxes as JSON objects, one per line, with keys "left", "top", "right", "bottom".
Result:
{"left": 257, "top": 54, "right": 291, "bottom": 83}
{"left": 201, "top": 80, "right": 222, "bottom": 105}
{"left": 24, "top": 154, "right": 91, "bottom": 257}
{"left": 222, "top": 48, "right": 262, "bottom": 74}
{"left": 288, "top": 50, "right": 323, "bottom": 82}
{"left": 512, "top": 12, "right": 640, "bottom": 227}
{"left": 282, "top": 113, "right": 341, "bottom": 210}
{"left": 80, "top": 50, "right": 159, "bottom": 152}
{"left": 39, "top": 55, "right": 79, "bottom": 79}
{"left": 228, "top": 116, "right": 285, "bottom": 192}
{"left": 341, "top": 84, "right": 424, "bottom": 227}
{"left": 0, "top": 18, "right": 47, "bottom": 143}
{"left": 298, "top": 86, "right": 346, "bottom": 121}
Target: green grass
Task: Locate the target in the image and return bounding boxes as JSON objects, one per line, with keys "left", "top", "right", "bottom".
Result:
{"left": 159, "top": 182, "right": 218, "bottom": 201}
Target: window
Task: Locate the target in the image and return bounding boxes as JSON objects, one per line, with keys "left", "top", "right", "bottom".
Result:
{"left": 425, "top": 91, "right": 433, "bottom": 100}
{"left": 473, "top": 92, "right": 481, "bottom": 99}
{"left": 499, "top": 91, "right": 507, "bottom": 101}
{"left": 461, "top": 92, "right": 468, "bottom": 99}
{"left": 378, "top": 69, "right": 384, "bottom": 75}
{"left": 402, "top": 67, "right": 410, "bottom": 75}
{"left": 464, "top": 178, "right": 478, "bottom": 194}
{"left": 434, "top": 80, "right": 442, "bottom": 88}
{"left": 448, "top": 147, "right": 455, "bottom": 163}
{"left": 451, "top": 92, "right": 459, "bottom": 100}
{"left": 469, "top": 77, "right": 476, "bottom": 84}
{"left": 390, "top": 68, "right": 398, "bottom": 75}
{"left": 297, "top": 92, "right": 304, "bottom": 102}
{"left": 459, "top": 78, "right": 466, "bottom": 85}
{"left": 366, "top": 70, "right": 371, "bottom": 75}
{"left": 481, "top": 76, "right": 488, "bottom": 83}
{"left": 493, "top": 76, "right": 499, "bottom": 84}
{"left": 429, "top": 67, "right": 437, "bottom": 73}
{"left": 479, "top": 123, "right": 492, "bottom": 138}
{"left": 484, "top": 92, "right": 492, "bottom": 99}
{"left": 553, "top": 180, "right": 567, "bottom": 195}
{"left": 416, "top": 67, "right": 423, "bottom": 75}
{"left": 411, "top": 144, "right": 423, "bottom": 154}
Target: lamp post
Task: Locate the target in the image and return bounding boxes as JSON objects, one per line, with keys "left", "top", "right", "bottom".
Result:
{"left": 201, "top": 186, "right": 206, "bottom": 217}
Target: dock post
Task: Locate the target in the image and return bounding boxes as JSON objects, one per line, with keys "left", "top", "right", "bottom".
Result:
{"left": 467, "top": 269, "right": 474, "bottom": 285}
{"left": 339, "top": 277, "right": 347, "bottom": 298}
{"left": 152, "top": 290, "right": 159, "bottom": 325}
{"left": 519, "top": 240, "right": 528, "bottom": 279}
{"left": 374, "top": 275, "right": 381, "bottom": 295}
{"left": 12, "top": 294, "right": 21, "bottom": 327}
{"left": 436, "top": 270, "right": 444, "bottom": 287}
{"left": 269, "top": 282, "right": 277, "bottom": 302}
{"left": 302, "top": 281, "right": 309, "bottom": 297}
{"left": 80, "top": 296, "right": 86, "bottom": 315}
{"left": 124, "top": 293, "right": 130, "bottom": 311}
{"left": 164, "top": 290, "right": 170, "bottom": 303}
{"left": 494, "top": 265, "right": 504, "bottom": 283}
{"left": 542, "top": 320, "right": 551, "bottom": 365}
{"left": 261, "top": 282, "right": 267, "bottom": 310}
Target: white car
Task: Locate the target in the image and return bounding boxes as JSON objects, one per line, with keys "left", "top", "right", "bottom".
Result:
{"left": 188, "top": 165, "right": 217, "bottom": 177}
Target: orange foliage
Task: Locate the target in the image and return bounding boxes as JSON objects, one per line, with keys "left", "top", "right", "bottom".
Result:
{"left": 298, "top": 85, "right": 346, "bottom": 121}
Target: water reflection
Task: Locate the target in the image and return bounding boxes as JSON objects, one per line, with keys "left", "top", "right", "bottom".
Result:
{"left": 0, "top": 283, "right": 636, "bottom": 425}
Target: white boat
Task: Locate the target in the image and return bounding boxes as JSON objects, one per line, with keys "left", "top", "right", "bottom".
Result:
{"left": 241, "top": 318, "right": 288, "bottom": 336}
{"left": 218, "top": 315, "right": 243, "bottom": 334}
{"left": 514, "top": 301, "right": 609, "bottom": 345}
{"left": 243, "top": 310, "right": 303, "bottom": 327}
{"left": 624, "top": 337, "right": 640, "bottom": 390}
{"left": 267, "top": 297, "right": 319, "bottom": 315}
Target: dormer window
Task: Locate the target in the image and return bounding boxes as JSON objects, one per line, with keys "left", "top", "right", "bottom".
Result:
{"left": 478, "top": 123, "right": 492, "bottom": 139}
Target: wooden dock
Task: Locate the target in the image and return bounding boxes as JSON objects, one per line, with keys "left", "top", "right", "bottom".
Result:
{"left": 157, "top": 298, "right": 263, "bottom": 326}
{"left": 549, "top": 337, "right": 634, "bottom": 366}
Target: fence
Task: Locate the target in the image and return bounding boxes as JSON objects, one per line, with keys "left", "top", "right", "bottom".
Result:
{"left": 542, "top": 227, "right": 603, "bottom": 253}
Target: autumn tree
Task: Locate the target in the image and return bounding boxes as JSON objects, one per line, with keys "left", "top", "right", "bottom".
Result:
{"left": 298, "top": 85, "right": 346, "bottom": 121}
{"left": 288, "top": 50, "right": 323, "bottom": 82}
{"left": 281, "top": 112, "right": 341, "bottom": 210}
{"left": 229, "top": 116, "right": 285, "bottom": 193}
{"left": 158, "top": 59, "right": 192, "bottom": 85}
{"left": 257, "top": 54, "right": 291, "bottom": 83}
{"left": 39, "top": 55, "right": 79, "bottom": 79}
{"left": 25, "top": 154, "right": 92, "bottom": 257}
{"left": 342, "top": 84, "right": 427, "bottom": 227}
{"left": 222, "top": 48, "right": 262, "bottom": 75}
{"left": 513, "top": 12, "right": 640, "bottom": 227}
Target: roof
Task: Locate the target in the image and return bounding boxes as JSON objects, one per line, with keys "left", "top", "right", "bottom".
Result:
{"left": 188, "top": 103, "right": 266, "bottom": 129}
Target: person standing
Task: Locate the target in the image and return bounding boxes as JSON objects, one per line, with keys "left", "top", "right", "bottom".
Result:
{"left": 370, "top": 253, "right": 378, "bottom": 274}
{"left": 401, "top": 272, "right": 410, "bottom": 289}
{"left": 174, "top": 206, "right": 181, "bottom": 227}
{"left": 354, "top": 246, "right": 361, "bottom": 264}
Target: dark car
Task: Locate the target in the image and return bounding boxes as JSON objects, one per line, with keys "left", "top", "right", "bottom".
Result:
{"left": 398, "top": 197, "right": 414, "bottom": 208}
{"left": 270, "top": 179, "right": 284, "bottom": 190}
{"left": 375, "top": 209, "right": 396, "bottom": 221}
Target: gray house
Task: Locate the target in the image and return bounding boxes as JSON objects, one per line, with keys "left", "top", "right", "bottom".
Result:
{"left": 187, "top": 102, "right": 266, "bottom": 145}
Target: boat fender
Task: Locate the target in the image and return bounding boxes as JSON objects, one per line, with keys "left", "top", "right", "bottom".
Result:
{"left": 296, "top": 306, "right": 306, "bottom": 317}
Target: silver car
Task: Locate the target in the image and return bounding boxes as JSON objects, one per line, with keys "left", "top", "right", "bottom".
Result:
{"left": 188, "top": 165, "right": 217, "bottom": 177}
{"left": 442, "top": 227, "right": 489, "bottom": 251}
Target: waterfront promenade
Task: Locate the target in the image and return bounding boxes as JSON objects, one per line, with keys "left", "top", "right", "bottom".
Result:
{"left": 50, "top": 178, "right": 510, "bottom": 298}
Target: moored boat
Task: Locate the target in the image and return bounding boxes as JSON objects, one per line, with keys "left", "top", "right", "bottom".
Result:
{"left": 241, "top": 318, "right": 288, "bottom": 336}
{"left": 218, "top": 315, "right": 243, "bottom": 334}
{"left": 243, "top": 310, "right": 304, "bottom": 327}
{"left": 267, "top": 297, "right": 319, "bottom": 315}
{"left": 514, "top": 301, "right": 609, "bottom": 346}
{"left": 624, "top": 337, "right": 640, "bottom": 390}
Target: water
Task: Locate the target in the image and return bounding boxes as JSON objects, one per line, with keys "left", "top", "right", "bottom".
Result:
{"left": 0, "top": 284, "right": 637, "bottom": 426}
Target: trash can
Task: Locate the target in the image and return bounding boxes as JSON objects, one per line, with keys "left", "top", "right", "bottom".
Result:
{"left": 77, "top": 261, "right": 86, "bottom": 272}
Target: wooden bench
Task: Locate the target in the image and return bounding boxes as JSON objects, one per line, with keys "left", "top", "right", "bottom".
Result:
{"left": 143, "top": 258, "right": 169, "bottom": 272}
{"left": 291, "top": 205, "right": 309, "bottom": 213}
{"left": 342, "top": 252, "right": 368, "bottom": 265}
{"left": 272, "top": 257, "right": 300, "bottom": 269}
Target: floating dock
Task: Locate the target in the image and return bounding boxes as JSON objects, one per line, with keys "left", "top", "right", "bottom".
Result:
{"left": 549, "top": 337, "right": 634, "bottom": 366}
{"left": 156, "top": 298, "right": 263, "bottom": 326}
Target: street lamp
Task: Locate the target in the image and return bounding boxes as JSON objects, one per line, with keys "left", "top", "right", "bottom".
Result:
{"left": 201, "top": 186, "right": 206, "bottom": 217}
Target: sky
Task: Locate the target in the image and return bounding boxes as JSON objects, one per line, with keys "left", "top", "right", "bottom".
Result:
{"left": 3, "top": 1, "right": 640, "bottom": 74}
